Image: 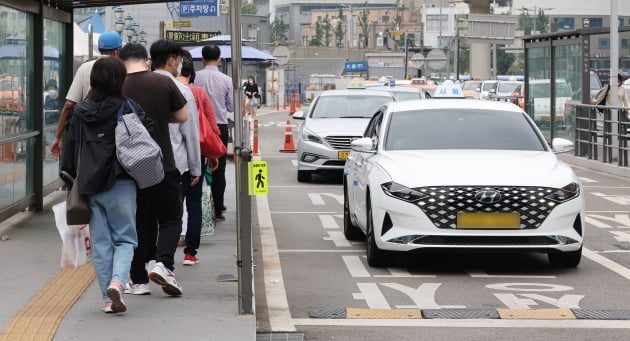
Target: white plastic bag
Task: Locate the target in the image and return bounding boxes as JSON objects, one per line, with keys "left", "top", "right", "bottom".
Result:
{"left": 201, "top": 182, "right": 214, "bottom": 236}
{"left": 52, "top": 201, "right": 92, "bottom": 268}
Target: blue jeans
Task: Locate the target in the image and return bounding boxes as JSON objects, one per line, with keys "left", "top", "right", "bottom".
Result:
{"left": 182, "top": 171, "right": 203, "bottom": 256}
{"left": 89, "top": 179, "right": 138, "bottom": 302}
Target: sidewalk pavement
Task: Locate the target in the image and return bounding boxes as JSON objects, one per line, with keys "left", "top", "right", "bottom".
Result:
{"left": 0, "top": 161, "right": 255, "bottom": 340}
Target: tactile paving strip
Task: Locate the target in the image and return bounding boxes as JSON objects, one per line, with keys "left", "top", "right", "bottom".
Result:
{"left": 346, "top": 308, "right": 422, "bottom": 319}
{"left": 308, "top": 307, "right": 347, "bottom": 319}
{"left": 497, "top": 308, "right": 576, "bottom": 319}
{"left": 422, "top": 309, "right": 500, "bottom": 319}
{"left": 573, "top": 309, "right": 630, "bottom": 320}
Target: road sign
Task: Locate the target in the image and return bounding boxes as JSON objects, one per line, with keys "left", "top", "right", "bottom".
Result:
{"left": 180, "top": 0, "right": 219, "bottom": 17}
{"left": 344, "top": 61, "right": 367, "bottom": 73}
{"left": 165, "top": 30, "right": 221, "bottom": 43}
{"left": 166, "top": 21, "right": 191, "bottom": 28}
{"left": 426, "top": 49, "right": 447, "bottom": 70}
{"left": 248, "top": 161, "right": 268, "bottom": 195}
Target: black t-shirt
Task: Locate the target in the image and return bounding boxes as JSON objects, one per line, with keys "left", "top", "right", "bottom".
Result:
{"left": 244, "top": 82, "right": 259, "bottom": 99}
{"left": 123, "top": 70, "right": 187, "bottom": 173}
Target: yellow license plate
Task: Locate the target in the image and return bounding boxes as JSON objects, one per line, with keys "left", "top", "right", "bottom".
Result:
{"left": 338, "top": 151, "right": 350, "bottom": 159}
{"left": 457, "top": 212, "right": 521, "bottom": 229}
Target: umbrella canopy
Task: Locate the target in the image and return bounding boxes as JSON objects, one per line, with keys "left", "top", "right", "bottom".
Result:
{"left": 0, "top": 44, "right": 59, "bottom": 59}
{"left": 188, "top": 44, "right": 276, "bottom": 62}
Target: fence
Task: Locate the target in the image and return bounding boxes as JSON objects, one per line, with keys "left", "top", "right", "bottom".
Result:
{"left": 573, "top": 103, "right": 629, "bottom": 167}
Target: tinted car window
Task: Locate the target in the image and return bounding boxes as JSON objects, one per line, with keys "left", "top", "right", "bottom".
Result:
{"left": 497, "top": 82, "right": 521, "bottom": 93}
{"left": 392, "top": 91, "right": 422, "bottom": 101}
{"left": 311, "top": 95, "right": 392, "bottom": 118}
{"left": 482, "top": 82, "right": 497, "bottom": 91}
{"left": 384, "top": 109, "right": 546, "bottom": 151}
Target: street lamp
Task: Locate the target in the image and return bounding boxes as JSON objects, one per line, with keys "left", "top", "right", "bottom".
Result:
{"left": 125, "top": 24, "right": 134, "bottom": 43}
{"left": 132, "top": 20, "right": 139, "bottom": 36}
{"left": 114, "top": 6, "right": 124, "bottom": 20}
{"left": 132, "top": 32, "right": 139, "bottom": 43}
{"left": 124, "top": 14, "right": 133, "bottom": 28}
{"left": 115, "top": 18, "right": 125, "bottom": 37}
{"left": 139, "top": 37, "right": 147, "bottom": 46}
{"left": 139, "top": 28, "right": 146, "bottom": 40}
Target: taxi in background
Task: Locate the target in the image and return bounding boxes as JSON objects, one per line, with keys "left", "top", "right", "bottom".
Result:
{"left": 462, "top": 80, "right": 482, "bottom": 99}
{"left": 292, "top": 78, "right": 396, "bottom": 182}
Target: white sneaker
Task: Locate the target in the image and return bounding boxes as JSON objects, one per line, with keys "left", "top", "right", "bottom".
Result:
{"left": 124, "top": 280, "right": 151, "bottom": 295}
{"left": 149, "top": 262, "right": 183, "bottom": 296}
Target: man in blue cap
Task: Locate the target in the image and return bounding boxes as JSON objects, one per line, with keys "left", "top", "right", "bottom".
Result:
{"left": 49, "top": 31, "right": 123, "bottom": 159}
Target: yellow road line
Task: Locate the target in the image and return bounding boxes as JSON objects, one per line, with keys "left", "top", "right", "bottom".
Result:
{"left": 0, "top": 265, "right": 95, "bottom": 341}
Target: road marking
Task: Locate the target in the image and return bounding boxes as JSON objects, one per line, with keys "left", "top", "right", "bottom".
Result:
{"left": 268, "top": 185, "right": 340, "bottom": 188}
{"left": 373, "top": 267, "right": 437, "bottom": 278}
{"left": 291, "top": 160, "right": 298, "bottom": 167}
{"left": 271, "top": 211, "right": 340, "bottom": 214}
{"left": 590, "top": 192, "right": 630, "bottom": 205}
{"left": 353, "top": 283, "right": 391, "bottom": 309}
{"left": 467, "top": 270, "right": 556, "bottom": 279}
{"left": 290, "top": 318, "right": 630, "bottom": 328}
{"left": 578, "top": 176, "right": 599, "bottom": 183}
{"left": 583, "top": 247, "right": 630, "bottom": 281}
{"left": 308, "top": 193, "right": 344, "bottom": 205}
{"left": 279, "top": 250, "right": 364, "bottom": 253}
{"left": 324, "top": 231, "right": 353, "bottom": 247}
{"left": 256, "top": 191, "right": 296, "bottom": 332}
{"left": 319, "top": 214, "right": 341, "bottom": 229}
{"left": 343, "top": 255, "right": 372, "bottom": 277}
{"left": 599, "top": 250, "right": 630, "bottom": 253}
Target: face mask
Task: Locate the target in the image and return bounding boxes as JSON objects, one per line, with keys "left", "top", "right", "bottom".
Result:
{"left": 48, "top": 90, "right": 57, "bottom": 97}
{"left": 176, "top": 62, "right": 183, "bottom": 76}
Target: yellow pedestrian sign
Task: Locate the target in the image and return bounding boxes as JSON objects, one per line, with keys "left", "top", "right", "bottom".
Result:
{"left": 248, "top": 161, "right": 268, "bottom": 195}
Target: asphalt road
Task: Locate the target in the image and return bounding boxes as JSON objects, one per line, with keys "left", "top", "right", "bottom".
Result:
{"left": 252, "top": 110, "right": 630, "bottom": 341}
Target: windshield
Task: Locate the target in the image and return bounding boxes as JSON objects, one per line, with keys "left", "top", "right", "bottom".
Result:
{"left": 311, "top": 94, "right": 393, "bottom": 118}
{"left": 497, "top": 82, "right": 521, "bottom": 93}
{"left": 530, "top": 82, "right": 572, "bottom": 98}
{"left": 463, "top": 82, "right": 479, "bottom": 90}
{"left": 482, "top": 82, "right": 497, "bottom": 91}
{"left": 384, "top": 109, "right": 546, "bottom": 151}
{"left": 393, "top": 91, "right": 422, "bottom": 101}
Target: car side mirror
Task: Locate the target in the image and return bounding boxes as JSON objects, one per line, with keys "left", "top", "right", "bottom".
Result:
{"left": 551, "top": 138, "right": 574, "bottom": 153}
{"left": 292, "top": 110, "right": 305, "bottom": 120}
{"left": 351, "top": 137, "right": 376, "bottom": 153}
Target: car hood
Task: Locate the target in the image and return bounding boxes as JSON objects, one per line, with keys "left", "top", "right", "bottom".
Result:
{"left": 375, "top": 150, "right": 576, "bottom": 188}
{"left": 304, "top": 118, "right": 371, "bottom": 136}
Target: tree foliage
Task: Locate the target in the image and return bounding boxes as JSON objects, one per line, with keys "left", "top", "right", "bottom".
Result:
{"left": 357, "top": 3, "right": 370, "bottom": 48}
{"left": 241, "top": 0, "right": 257, "bottom": 15}
{"left": 322, "top": 14, "right": 332, "bottom": 47}
{"left": 497, "top": 45, "right": 516, "bottom": 75}
{"left": 310, "top": 21, "right": 324, "bottom": 46}
{"left": 335, "top": 8, "right": 346, "bottom": 48}
{"left": 536, "top": 10, "right": 549, "bottom": 33}
{"left": 270, "top": 16, "right": 288, "bottom": 45}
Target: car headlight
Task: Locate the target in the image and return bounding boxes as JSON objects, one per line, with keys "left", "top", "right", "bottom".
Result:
{"left": 381, "top": 182, "right": 429, "bottom": 203}
{"left": 544, "top": 182, "right": 580, "bottom": 203}
{"left": 301, "top": 128, "right": 322, "bottom": 144}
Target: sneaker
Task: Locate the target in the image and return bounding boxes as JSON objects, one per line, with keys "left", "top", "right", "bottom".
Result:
{"left": 124, "top": 280, "right": 151, "bottom": 295}
{"left": 106, "top": 281, "right": 126, "bottom": 313}
{"left": 215, "top": 214, "right": 226, "bottom": 222}
{"left": 183, "top": 253, "right": 199, "bottom": 266}
{"left": 149, "top": 262, "right": 183, "bottom": 296}
{"left": 102, "top": 302, "right": 114, "bottom": 314}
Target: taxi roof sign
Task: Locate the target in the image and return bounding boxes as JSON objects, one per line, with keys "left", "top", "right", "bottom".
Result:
{"left": 347, "top": 78, "right": 366, "bottom": 89}
{"left": 433, "top": 80, "right": 465, "bottom": 98}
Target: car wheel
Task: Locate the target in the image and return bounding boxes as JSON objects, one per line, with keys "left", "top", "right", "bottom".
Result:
{"left": 548, "top": 247, "right": 582, "bottom": 268}
{"left": 297, "top": 170, "right": 311, "bottom": 182}
{"left": 343, "top": 179, "right": 364, "bottom": 241}
{"left": 366, "top": 199, "right": 390, "bottom": 267}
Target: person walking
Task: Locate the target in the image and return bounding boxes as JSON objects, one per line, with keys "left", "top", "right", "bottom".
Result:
{"left": 49, "top": 31, "right": 122, "bottom": 160}
{"left": 193, "top": 44, "right": 233, "bottom": 222}
{"left": 243, "top": 76, "right": 259, "bottom": 118}
{"left": 120, "top": 42, "right": 188, "bottom": 296}
{"left": 152, "top": 41, "right": 203, "bottom": 267}
{"left": 176, "top": 52, "right": 219, "bottom": 265}
{"left": 61, "top": 57, "right": 147, "bottom": 314}
{"left": 592, "top": 73, "right": 630, "bottom": 108}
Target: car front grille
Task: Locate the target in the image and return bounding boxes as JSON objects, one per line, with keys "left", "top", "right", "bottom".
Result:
{"left": 413, "top": 235, "right": 559, "bottom": 246}
{"left": 416, "top": 186, "right": 557, "bottom": 229}
{"left": 324, "top": 136, "right": 359, "bottom": 150}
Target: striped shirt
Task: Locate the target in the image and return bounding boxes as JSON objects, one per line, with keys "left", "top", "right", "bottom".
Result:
{"left": 193, "top": 65, "right": 234, "bottom": 125}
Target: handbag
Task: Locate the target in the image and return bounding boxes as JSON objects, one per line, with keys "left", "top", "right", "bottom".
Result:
{"left": 115, "top": 100, "right": 165, "bottom": 189}
{"left": 250, "top": 96, "right": 260, "bottom": 108}
{"left": 65, "top": 126, "right": 90, "bottom": 225}
{"left": 199, "top": 112, "right": 227, "bottom": 159}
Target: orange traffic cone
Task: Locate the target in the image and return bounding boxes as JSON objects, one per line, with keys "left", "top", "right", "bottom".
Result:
{"left": 296, "top": 94, "right": 301, "bottom": 109}
{"left": 279, "top": 119, "right": 296, "bottom": 153}
{"left": 275, "top": 95, "right": 280, "bottom": 111}
{"left": 289, "top": 95, "right": 296, "bottom": 115}
{"left": 283, "top": 94, "right": 287, "bottom": 110}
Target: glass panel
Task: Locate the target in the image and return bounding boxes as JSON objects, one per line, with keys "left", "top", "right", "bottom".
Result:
{"left": 527, "top": 46, "right": 551, "bottom": 140}
{"left": 43, "top": 19, "right": 65, "bottom": 185}
{"left": 0, "top": 4, "right": 34, "bottom": 207}
{"left": 554, "top": 44, "right": 582, "bottom": 142}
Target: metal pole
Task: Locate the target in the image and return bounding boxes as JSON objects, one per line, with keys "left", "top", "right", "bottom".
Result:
{"left": 492, "top": 43, "right": 497, "bottom": 79}
{"left": 455, "top": 15, "right": 459, "bottom": 81}
{"left": 404, "top": 31, "right": 409, "bottom": 79}
{"left": 230, "top": 0, "right": 254, "bottom": 315}
{"left": 610, "top": 0, "right": 619, "bottom": 157}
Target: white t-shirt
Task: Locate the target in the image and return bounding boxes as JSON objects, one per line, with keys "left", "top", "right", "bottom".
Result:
{"left": 65, "top": 57, "right": 106, "bottom": 103}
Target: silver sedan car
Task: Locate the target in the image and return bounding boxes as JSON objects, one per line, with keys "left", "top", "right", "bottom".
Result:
{"left": 293, "top": 89, "right": 395, "bottom": 182}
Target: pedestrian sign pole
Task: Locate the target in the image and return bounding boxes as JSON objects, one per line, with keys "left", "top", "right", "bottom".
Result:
{"left": 248, "top": 161, "right": 268, "bottom": 195}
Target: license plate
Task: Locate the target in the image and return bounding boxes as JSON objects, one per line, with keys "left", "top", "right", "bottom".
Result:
{"left": 457, "top": 212, "right": 521, "bottom": 229}
{"left": 338, "top": 151, "right": 350, "bottom": 159}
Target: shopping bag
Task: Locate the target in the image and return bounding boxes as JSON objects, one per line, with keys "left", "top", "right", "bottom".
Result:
{"left": 199, "top": 108, "right": 227, "bottom": 159}
{"left": 201, "top": 181, "right": 214, "bottom": 236}
{"left": 52, "top": 201, "right": 92, "bottom": 268}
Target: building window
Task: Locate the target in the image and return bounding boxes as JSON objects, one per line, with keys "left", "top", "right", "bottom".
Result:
{"left": 426, "top": 14, "right": 448, "bottom": 32}
{"left": 623, "top": 39, "right": 628, "bottom": 50}
{"left": 554, "top": 17, "right": 574, "bottom": 30}
{"left": 381, "top": 15, "right": 389, "bottom": 24}
{"left": 588, "top": 17, "right": 603, "bottom": 28}
{"left": 599, "top": 38, "right": 610, "bottom": 49}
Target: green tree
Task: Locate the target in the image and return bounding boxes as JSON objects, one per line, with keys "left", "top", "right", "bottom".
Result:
{"left": 241, "top": 0, "right": 257, "bottom": 15}
{"left": 357, "top": 3, "right": 370, "bottom": 48}
{"left": 309, "top": 21, "right": 324, "bottom": 46}
{"left": 497, "top": 45, "right": 516, "bottom": 75}
{"left": 392, "top": 0, "right": 405, "bottom": 29}
{"left": 518, "top": 11, "right": 532, "bottom": 32}
{"left": 322, "top": 14, "right": 332, "bottom": 47}
{"left": 270, "top": 16, "right": 288, "bottom": 45}
{"left": 536, "top": 9, "right": 549, "bottom": 33}
{"left": 335, "top": 8, "right": 346, "bottom": 48}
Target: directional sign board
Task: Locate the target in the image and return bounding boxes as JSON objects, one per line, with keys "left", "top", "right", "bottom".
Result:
{"left": 344, "top": 61, "right": 367, "bottom": 73}
{"left": 165, "top": 30, "right": 221, "bottom": 43}
{"left": 180, "top": 0, "right": 219, "bottom": 17}
{"left": 467, "top": 14, "right": 516, "bottom": 44}
{"left": 166, "top": 21, "right": 191, "bottom": 28}
{"left": 248, "top": 161, "right": 268, "bottom": 195}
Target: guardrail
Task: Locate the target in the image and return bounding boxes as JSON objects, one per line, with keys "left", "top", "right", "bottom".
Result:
{"left": 574, "top": 103, "right": 629, "bottom": 167}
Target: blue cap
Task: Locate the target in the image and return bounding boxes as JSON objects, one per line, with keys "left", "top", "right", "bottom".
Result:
{"left": 98, "top": 31, "right": 122, "bottom": 50}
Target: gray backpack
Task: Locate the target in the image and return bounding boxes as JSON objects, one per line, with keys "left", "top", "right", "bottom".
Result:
{"left": 115, "top": 100, "right": 164, "bottom": 189}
